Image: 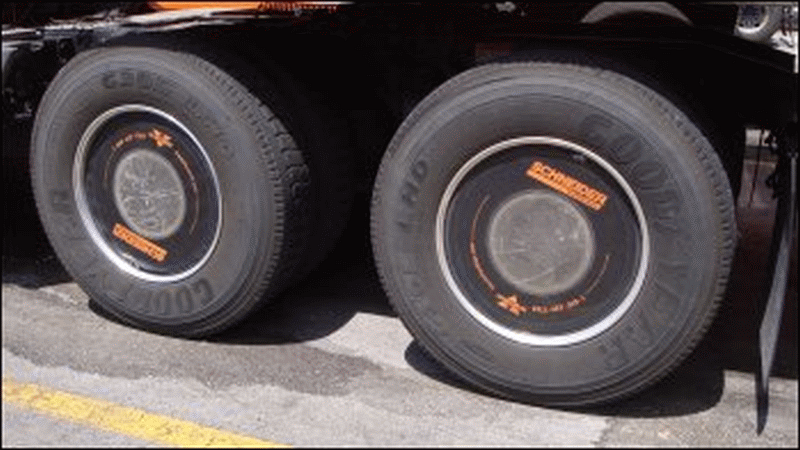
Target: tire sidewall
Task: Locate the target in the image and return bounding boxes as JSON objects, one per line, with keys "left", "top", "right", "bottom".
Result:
{"left": 374, "top": 65, "right": 729, "bottom": 403}
{"left": 32, "top": 47, "right": 280, "bottom": 334}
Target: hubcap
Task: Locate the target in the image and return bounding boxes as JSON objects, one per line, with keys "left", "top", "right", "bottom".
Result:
{"left": 738, "top": 5, "right": 768, "bottom": 29}
{"left": 487, "top": 189, "right": 595, "bottom": 297}
{"left": 436, "top": 136, "right": 649, "bottom": 346}
{"left": 74, "top": 104, "right": 222, "bottom": 282}
{"left": 113, "top": 149, "right": 187, "bottom": 241}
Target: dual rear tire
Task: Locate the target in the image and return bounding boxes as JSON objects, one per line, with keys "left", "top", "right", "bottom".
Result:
{"left": 31, "top": 45, "right": 350, "bottom": 336}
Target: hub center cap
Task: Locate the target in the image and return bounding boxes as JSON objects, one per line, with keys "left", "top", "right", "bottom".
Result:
{"left": 113, "top": 149, "right": 187, "bottom": 240}
{"left": 487, "top": 189, "right": 594, "bottom": 296}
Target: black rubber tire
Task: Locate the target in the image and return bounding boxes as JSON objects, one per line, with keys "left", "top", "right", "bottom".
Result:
{"left": 371, "top": 62, "right": 736, "bottom": 405}
{"left": 30, "top": 46, "right": 313, "bottom": 336}
{"left": 736, "top": 5, "right": 783, "bottom": 43}
{"left": 240, "top": 55, "right": 354, "bottom": 285}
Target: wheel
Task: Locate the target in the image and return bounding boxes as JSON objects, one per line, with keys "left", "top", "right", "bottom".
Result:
{"left": 736, "top": 4, "right": 783, "bottom": 43}
{"left": 371, "top": 62, "right": 736, "bottom": 405}
{"left": 31, "top": 45, "right": 314, "bottom": 336}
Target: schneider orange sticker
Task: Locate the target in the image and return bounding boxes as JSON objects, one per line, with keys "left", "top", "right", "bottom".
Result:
{"left": 526, "top": 161, "right": 608, "bottom": 211}
{"left": 112, "top": 223, "right": 167, "bottom": 262}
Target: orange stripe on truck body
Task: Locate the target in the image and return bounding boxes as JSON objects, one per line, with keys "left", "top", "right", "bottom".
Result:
{"left": 149, "top": 2, "right": 341, "bottom": 12}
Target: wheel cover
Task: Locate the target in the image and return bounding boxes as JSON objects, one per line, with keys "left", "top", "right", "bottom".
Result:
{"left": 435, "top": 137, "right": 650, "bottom": 346}
{"left": 487, "top": 189, "right": 596, "bottom": 296}
{"left": 113, "top": 149, "right": 188, "bottom": 240}
{"left": 738, "top": 5, "right": 769, "bottom": 30}
{"left": 73, "top": 104, "right": 222, "bottom": 282}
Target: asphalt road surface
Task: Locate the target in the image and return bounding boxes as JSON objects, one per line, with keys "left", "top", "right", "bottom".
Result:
{"left": 2, "top": 150, "right": 797, "bottom": 446}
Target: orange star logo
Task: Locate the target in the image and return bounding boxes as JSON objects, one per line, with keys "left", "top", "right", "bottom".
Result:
{"left": 496, "top": 294, "right": 527, "bottom": 316}
{"left": 148, "top": 128, "right": 174, "bottom": 148}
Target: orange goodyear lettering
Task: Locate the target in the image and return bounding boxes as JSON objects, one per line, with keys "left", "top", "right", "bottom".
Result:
{"left": 526, "top": 161, "right": 608, "bottom": 211}
{"left": 112, "top": 223, "right": 167, "bottom": 262}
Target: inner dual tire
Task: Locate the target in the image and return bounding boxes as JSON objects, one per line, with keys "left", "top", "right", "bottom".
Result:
{"left": 371, "top": 62, "right": 736, "bottom": 405}
{"left": 30, "top": 45, "right": 345, "bottom": 336}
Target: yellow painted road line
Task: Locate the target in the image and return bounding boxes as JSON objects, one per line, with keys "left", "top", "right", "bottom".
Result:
{"left": 2, "top": 378, "right": 289, "bottom": 448}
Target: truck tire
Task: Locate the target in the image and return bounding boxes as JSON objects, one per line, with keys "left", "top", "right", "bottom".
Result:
{"left": 736, "top": 4, "right": 783, "bottom": 43}
{"left": 371, "top": 62, "right": 736, "bottom": 405}
{"left": 30, "top": 46, "right": 314, "bottom": 336}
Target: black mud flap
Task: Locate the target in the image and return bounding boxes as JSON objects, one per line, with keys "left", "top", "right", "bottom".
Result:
{"left": 757, "top": 139, "right": 798, "bottom": 434}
